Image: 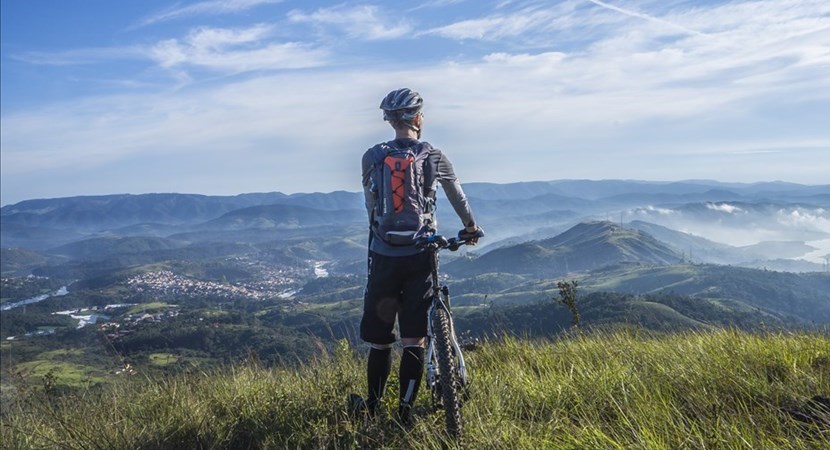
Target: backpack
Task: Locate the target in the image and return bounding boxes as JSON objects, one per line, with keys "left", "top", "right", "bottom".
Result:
{"left": 370, "top": 141, "right": 436, "bottom": 246}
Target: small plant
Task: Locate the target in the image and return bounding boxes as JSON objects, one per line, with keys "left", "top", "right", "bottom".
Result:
{"left": 42, "top": 368, "right": 57, "bottom": 398}
{"left": 556, "top": 280, "right": 580, "bottom": 327}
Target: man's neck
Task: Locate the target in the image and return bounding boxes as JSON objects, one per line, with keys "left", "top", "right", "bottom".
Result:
{"left": 395, "top": 129, "right": 419, "bottom": 140}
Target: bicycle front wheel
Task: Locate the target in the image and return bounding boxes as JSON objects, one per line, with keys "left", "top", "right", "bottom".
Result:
{"left": 432, "top": 304, "right": 463, "bottom": 439}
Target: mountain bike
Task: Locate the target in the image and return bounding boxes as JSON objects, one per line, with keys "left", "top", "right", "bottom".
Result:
{"left": 416, "top": 232, "right": 481, "bottom": 439}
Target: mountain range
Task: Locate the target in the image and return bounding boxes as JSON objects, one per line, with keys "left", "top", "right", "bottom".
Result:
{"left": 2, "top": 180, "right": 828, "bottom": 275}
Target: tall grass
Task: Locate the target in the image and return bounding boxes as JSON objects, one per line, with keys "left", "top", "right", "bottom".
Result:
{"left": 2, "top": 329, "right": 828, "bottom": 449}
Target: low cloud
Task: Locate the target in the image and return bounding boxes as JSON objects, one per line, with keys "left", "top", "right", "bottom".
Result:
{"left": 706, "top": 203, "right": 743, "bottom": 214}
{"left": 634, "top": 206, "right": 676, "bottom": 216}
{"left": 777, "top": 208, "right": 830, "bottom": 230}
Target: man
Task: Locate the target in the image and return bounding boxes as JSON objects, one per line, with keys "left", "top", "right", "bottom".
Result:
{"left": 357, "top": 87, "right": 482, "bottom": 424}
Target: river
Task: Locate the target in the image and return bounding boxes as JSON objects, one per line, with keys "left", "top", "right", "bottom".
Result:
{"left": 1, "top": 286, "right": 69, "bottom": 311}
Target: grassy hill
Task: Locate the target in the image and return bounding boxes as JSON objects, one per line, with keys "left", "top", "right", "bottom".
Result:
{"left": 3, "top": 330, "right": 828, "bottom": 449}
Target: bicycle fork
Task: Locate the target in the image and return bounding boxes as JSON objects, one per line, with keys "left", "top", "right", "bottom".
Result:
{"left": 425, "top": 285, "right": 469, "bottom": 407}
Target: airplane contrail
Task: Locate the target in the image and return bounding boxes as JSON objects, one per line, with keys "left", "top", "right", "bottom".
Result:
{"left": 585, "top": 0, "right": 708, "bottom": 36}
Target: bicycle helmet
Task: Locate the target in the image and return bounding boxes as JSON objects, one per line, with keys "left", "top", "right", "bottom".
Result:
{"left": 380, "top": 88, "right": 423, "bottom": 123}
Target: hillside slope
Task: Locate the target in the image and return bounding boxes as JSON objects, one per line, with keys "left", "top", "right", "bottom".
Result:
{"left": 448, "top": 221, "right": 682, "bottom": 277}
{"left": 3, "top": 331, "right": 828, "bottom": 449}
{"left": 583, "top": 263, "right": 830, "bottom": 324}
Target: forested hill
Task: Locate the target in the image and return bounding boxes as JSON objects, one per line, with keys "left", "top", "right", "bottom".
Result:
{"left": 447, "top": 221, "right": 683, "bottom": 277}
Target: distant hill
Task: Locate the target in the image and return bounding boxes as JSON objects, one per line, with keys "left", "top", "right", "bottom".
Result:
{"left": 461, "top": 179, "right": 829, "bottom": 202}
{"left": 627, "top": 221, "right": 822, "bottom": 270}
{"left": 0, "top": 191, "right": 363, "bottom": 232}
{"left": 0, "top": 222, "right": 87, "bottom": 251}
{"left": 448, "top": 221, "right": 682, "bottom": 277}
{"left": 0, "top": 193, "right": 275, "bottom": 231}
{"left": 627, "top": 220, "right": 735, "bottom": 262}
{"left": 0, "top": 248, "right": 62, "bottom": 276}
{"left": 47, "top": 236, "right": 190, "bottom": 261}
{"left": 198, "top": 204, "right": 364, "bottom": 231}
{"left": 581, "top": 263, "right": 830, "bottom": 324}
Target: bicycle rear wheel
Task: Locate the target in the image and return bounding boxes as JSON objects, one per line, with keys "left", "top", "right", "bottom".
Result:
{"left": 432, "top": 304, "right": 462, "bottom": 439}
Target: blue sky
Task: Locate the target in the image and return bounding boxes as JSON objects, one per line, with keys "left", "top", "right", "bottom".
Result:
{"left": 1, "top": 0, "right": 829, "bottom": 205}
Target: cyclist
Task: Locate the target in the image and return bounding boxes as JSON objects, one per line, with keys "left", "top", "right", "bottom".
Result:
{"left": 358, "top": 88, "right": 482, "bottom": 424}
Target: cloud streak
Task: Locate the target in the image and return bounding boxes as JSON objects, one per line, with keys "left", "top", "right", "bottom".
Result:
{"left": 135, "top": 0, "right": 283, "bottom": 28}
{"left": 11, "top": 47, "right": 147, "bottom": 66}
{"left": 584, "top": 0, "right": 707, "bottom": 36}
{"left": 149, "top": 25, "right": 329, "bottom": 73}
{"left": 288, "top": 5, "right": 413, "bottom": 40}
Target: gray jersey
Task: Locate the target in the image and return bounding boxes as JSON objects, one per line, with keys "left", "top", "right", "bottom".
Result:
{"left": 362, "top": 137, "right": 476, "bottom": 256}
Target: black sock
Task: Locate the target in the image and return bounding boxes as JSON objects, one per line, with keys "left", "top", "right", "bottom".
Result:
{"left": 399, "top": 346, "right": 425, "bottom": 410}
{"left": 367, "top": 347, "right": 392, "bottom": 413}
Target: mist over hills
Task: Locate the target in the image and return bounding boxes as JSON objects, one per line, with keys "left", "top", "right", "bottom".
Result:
{"left": 2, "top": 179, "right": 828, "bottom": 273}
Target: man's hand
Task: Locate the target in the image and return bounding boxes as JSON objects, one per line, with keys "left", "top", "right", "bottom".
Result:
{"left": 458, "top": 226, "right": 484, "bottom": 245}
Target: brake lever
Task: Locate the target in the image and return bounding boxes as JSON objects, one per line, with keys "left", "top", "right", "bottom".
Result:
{"left": 448, "top": 238, "right": 461, "bottom": 252}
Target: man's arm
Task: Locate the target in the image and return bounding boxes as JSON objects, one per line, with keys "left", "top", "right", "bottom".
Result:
{"left": 362, "top": 149, "right": 377, "bottom": 224}
{"left": 433, "top": 150, "right": 476, "bottom": 230}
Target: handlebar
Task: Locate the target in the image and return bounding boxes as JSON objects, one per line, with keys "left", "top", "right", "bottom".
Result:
{"left": 416, "top": 229, "right": 484, "bottom": 252}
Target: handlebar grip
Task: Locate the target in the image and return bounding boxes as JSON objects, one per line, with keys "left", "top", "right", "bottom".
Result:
{"left": 458, "top": 228, "right": 485, "bottom": 241}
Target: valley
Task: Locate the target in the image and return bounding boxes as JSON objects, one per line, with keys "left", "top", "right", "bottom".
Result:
{"left": 1, "top": 179, "right": 829, "bottom": 393}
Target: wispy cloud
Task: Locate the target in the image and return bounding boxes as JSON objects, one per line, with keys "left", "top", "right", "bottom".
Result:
{"left": 149, "top": 24, "right": 328, "bottom": 72}
{"left": 13, "top": 24, "right": 328, "bottom": 75}
{"left": 407, "top": 0, "right": 466, "bottom": 12}
{"left": 424, "top": 0, "right": 707, "bottom": 42}
{"left": 424, "top": 7, "right": 556, "bottom": 40}
{"left": 135, "top": 0, "right": 283, "bottom": 28}
{"left": 288, "top": 5, "right": 413, "bottom": 40}
{"left": 11, "top": 47, "right": 146, "bottom": 66}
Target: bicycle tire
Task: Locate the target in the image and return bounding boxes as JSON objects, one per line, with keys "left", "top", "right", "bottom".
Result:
{"left": 432, "top": 304, "right": 463, "bottom": 439}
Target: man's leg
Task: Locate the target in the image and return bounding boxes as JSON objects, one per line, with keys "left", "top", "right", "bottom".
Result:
{"left": 398, "top": 337, "right": 426, "bottom": 423}
{"left": 360, "top": 251, "right": 400, "bottom": 416}
{"left": 397, "top": 251, "right": 433, "bottom": 424}
{"left": 367, "top": 343, "right": 392, "bottom": 415}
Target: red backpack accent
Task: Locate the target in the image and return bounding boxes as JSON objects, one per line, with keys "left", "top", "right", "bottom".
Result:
{"left": 384, "top": 156, "right": 414, "bottom": 213}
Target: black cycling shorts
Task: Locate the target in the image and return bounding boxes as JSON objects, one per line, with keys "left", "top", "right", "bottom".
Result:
{"left": 360, "top": 250, "right": 433, "bottom": 345}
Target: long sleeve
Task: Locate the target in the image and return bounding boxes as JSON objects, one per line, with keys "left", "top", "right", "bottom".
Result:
{"left": 362, "top": 149, "right": 377, "bottom": 224}
{"left": 432, "top": 150, "right": 476, "bottom": 228}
